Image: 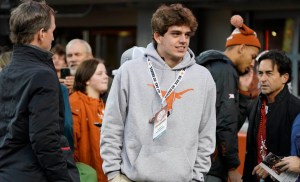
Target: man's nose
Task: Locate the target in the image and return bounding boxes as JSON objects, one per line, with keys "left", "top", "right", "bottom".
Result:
{"left": 68, "top": 57, "right": 76, "bottom": 62}
{"left": 179, "top": 35, "right": 187, "bottom": 42}
{"left": 259, "top": 73, "right": 267, "bottom": 81}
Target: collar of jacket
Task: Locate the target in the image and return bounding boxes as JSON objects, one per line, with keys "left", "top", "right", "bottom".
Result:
{"left": 73, "top": 91, "right": 104, "bottom": 106}
{"left": 259, "top": 84, "right": 289, "bottom": 104}
{"left": 12, "top": 44, "right": 55, "bottom": 69}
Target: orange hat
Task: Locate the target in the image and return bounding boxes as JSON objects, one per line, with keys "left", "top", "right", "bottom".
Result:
{"left": 225, "top": 15, "right": 261, "bottom": 49}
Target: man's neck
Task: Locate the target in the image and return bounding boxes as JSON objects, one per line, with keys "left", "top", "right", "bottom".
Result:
{"left": 266, "top": 85, "right": 285, "bottom": 104}
{"left": 266, "top": 96, "right": 275, "bottom": 104}
{"left": 164, "top": 58, "right": 181, "bottom": 68}
{"left": 156, "top": 47, "right": 182, "bottom": 68}
{"left": 224, "top": 51, "right": 236, "bottom": 66}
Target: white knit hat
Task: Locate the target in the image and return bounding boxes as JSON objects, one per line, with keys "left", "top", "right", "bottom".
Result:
{"left": 112, "top": 46, "right": 145, "bottom": 76}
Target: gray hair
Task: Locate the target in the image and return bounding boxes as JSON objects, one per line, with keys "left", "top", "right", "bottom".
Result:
{"left": 66, "top": 39, "right": 92, "bottom": 54}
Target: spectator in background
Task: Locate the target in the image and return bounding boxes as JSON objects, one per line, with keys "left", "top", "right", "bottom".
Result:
{"left": 51, "top": 43, "right": 67, "bottom": 78}
{"left": 275, "top": 155, "right": 300, "bottom": 176}
{"left": 64, "top": 39, "right": 93, "bottom": 92}
{"left": 243, "top": 50, "right": 300, "bottom": 182}
{"left": 273, "top": 114, "right": 300, "bottom": 181}
{"left": 101, "top": 3, "right": 216, "bottom": 182}
{"left": 51, "top": 43, "right": 74, "bottom": 151}
{"left": 66, "top": 39, "right": 93, "bottom": 75}
{"left": 0, "top": 1, "right": 79, "bottom": 181}
{"left": 70, "top": 58, "right": 109, "bottom": 182}
{"left": 196, "top": 14, "right": 261, "bottom": 182}
{"left": 0, "top": 51, "right": 12, "bottom": 72}
{"left": 103, "top": 46, "right": 145, "bottom": 103}
{"left": 0, "top": 46, "right": 10, "bottom": 55}
{"left": 111, "top": 46, "right": 146, "bottom": 76}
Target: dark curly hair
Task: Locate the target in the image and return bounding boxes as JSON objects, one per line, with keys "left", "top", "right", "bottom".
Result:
{"left": 151, "top": 3, "right": 198, "bottom": 46}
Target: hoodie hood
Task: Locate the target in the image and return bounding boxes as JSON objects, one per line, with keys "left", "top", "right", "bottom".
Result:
{"left": 196, "top": 50, "right": 232, "bottom": 66}
{"left": 145, "top": 42, "right": 195, "bottom": 70}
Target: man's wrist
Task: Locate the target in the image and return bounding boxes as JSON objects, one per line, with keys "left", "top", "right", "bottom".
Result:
{"left": 107, "top": 171, "right": 121, "bottom": 181}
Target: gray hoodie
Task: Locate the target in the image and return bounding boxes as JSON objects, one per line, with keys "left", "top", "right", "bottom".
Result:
{"left": 100, "top": 43, "right": 216, "bottom": 182}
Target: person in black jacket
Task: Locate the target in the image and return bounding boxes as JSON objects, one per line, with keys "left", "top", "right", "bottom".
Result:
{"left": 243, "top": 50, "right": 300, "bottom": 182}
{"left": 196, "top": 15, "right": 261, "bottom": 182}
{"left": 0, "top": 1, "right": 79, "bottom": 181}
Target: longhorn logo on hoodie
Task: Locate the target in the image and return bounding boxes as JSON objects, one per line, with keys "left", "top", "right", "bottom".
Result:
{"left": 147, "top": 84, "right": 193, "bottom": 110}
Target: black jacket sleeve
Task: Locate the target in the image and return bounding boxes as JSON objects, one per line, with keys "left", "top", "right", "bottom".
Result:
{"left": 211, "top": 64, "right": 241, "bottom": 170}
{"left": 28, "top": 71, "right": 70, "bottom": 181}
{"left": 238, "top": 93, "right": 252, "bottom": 131}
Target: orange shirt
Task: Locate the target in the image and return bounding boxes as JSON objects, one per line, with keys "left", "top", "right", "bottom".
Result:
{"left": 69, "top": 91, "right": 107, "bottom": 182}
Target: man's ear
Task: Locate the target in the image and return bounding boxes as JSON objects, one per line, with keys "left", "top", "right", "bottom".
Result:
{"left": 38, "top": 28, "right": 45, "bottom": 41}
{"left": 281, "top": 73, "right": 289, "bottom": 84}
{"left": 87, "top": 53, "right": 93, "bottom": 59}
{"left": 153, "top": 32, "right": 161, "bottom": 44}
{"left": 238, "top": 44, "right": 246, "bottom": 54}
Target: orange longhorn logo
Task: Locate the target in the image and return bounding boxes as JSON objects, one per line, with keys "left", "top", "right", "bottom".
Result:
{"left": 147, "top": 84, "right": 194, "bottom": 110}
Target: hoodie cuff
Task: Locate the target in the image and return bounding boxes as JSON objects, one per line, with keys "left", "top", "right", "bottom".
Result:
{"left": 107, "top": 171, "right": 120, "bottom": 181}
{"left": 193, "top": 173, "right": 205, "bottom": 182}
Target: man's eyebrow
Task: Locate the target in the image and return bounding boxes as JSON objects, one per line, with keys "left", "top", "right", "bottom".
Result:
{"left": 169, "top": 30, "right": 192, "bottom": 34}
{"left": 258, "top": 70, "right": 273, "bottom": 73}
{"left": 170, "top": 30, "right": 181, "bottom": 33}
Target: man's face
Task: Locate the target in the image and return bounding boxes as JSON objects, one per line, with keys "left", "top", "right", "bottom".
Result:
{"left": 258, "top": 59, "right": 287, "bottom": 100}
{"left": 236, "top": 45, "right": 259, "bottom": 75}
{"left": 154, "top": 25, "right": 191, "bottom": 64}
{"left": 66, "top": 42, "right": 92, "bottom": 75}
{"left": 42, "top": 14, "right": 55, "bottom": 51}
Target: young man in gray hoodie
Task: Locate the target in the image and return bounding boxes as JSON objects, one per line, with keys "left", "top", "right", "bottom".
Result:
{"left": 101, "top": 3, "right": 216, "bottom": 182}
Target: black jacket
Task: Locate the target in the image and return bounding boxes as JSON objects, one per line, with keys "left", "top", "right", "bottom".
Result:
{"left": 196, "top": 50, "right": 249, "bottom": 181}
{"left": 0, "top": 45, "right": 79, "bottom": 182}
{"left": 243, "top": 85, "right": 300, "bottom": 182}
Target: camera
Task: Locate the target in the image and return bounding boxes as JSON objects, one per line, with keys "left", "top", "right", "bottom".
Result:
{"left": 60, "top": 68, "right": 71, "bottom": 79}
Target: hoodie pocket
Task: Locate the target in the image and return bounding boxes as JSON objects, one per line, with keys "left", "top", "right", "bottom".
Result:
{"left": 132, "top": 145, "right": 193, "bottom": 182}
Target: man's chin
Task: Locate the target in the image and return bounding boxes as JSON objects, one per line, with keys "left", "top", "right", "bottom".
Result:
{"left": 260, "top": 90, "right": 269, "bottom": 95}
{"left": 70, "top": 68, "right": 77, "bottom": 76}
{"left": 238, "top": 68, "right": 250, "bottom": 76}
{"left": 238, "top": 70, "right": 247, "bottom": 76}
